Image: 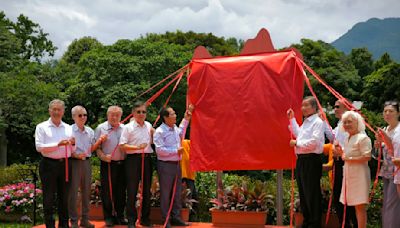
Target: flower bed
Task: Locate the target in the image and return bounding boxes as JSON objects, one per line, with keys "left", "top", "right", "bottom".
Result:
{"left": 0, "top": 182, "right": 43, "bottom": 222}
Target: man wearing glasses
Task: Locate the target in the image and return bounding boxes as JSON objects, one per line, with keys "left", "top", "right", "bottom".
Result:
{"left": 120, "top": 101, "right": 155, "bottom": 228}
{"left": 154, "top": 105, "right": 193, "bottom": 228}
{"left": 69, "top": 105, "right": 107, "bottom": 228}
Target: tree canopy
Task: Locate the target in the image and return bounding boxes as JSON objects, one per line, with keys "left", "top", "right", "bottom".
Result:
{"left": 0, "top": 11, "right": 398, "bottom": 164}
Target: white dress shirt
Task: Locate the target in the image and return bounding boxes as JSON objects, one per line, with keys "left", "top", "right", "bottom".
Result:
{"left": 35, "top": 118, "right": 73, "bottom": 159}
{"left": 325, "top": 120, "right": 348, "bottom": 148}
{"left": 119, "top": 120, "right": 153, "bottom": 154}
{"left": 290, "top": 113, "right": 325, "bottom": 155}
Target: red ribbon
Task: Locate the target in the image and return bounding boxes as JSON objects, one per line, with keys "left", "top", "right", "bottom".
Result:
{"left": 64, "top": 145, "right": 69, "bottom": 182}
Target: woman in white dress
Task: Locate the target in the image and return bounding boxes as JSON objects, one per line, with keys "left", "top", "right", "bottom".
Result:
{"left": 335, "top": 111, "right": 371, "bottom": 228}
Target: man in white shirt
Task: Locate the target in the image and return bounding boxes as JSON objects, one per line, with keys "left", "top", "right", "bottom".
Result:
{"left": 287, "top": 96, "right": 325, "bottom": 228}
{"left": 120, "top": 101, "right": 154, "bottom": 228}
{"left": 35, "top": 99, "right": 73, "bottom": 228}
{"left": 68, "top": 106, "right": 106, "bottom": 228}
{"left": 154, "top": 106, "right": 193, "bottom": 228}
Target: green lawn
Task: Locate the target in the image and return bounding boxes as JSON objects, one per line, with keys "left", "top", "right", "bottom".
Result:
{"left": 0, "top": 223, "right": 32, "bottom": 228}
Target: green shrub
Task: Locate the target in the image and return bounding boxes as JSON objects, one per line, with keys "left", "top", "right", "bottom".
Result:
{"left": 0, "top": 164, "right": 39, "bottom": 187}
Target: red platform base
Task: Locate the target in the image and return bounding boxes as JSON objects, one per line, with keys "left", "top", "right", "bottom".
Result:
{"left": 33, "top": 221, "right": 288, "bottom": 228}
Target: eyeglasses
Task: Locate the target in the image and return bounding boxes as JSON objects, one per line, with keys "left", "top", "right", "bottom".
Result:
{"left": 136, "top": 110, "right": 147, "bottom": 114}
{"left": 334, "top": 105, "right": 340, "bottom": 108}
{"left": 78, "top": 114, "right": 87, "bottom": 118}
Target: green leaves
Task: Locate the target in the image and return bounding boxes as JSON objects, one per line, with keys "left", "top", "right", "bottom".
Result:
{"left": 292, "top": 39, "right": 361, "bottom": 105}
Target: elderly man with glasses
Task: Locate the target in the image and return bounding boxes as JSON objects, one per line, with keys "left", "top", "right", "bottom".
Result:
{"left": 68, "top": 105, "right": 107, "bottom": 228}
{"left": 120, "top": 101, "right": 155, "bottom": 228}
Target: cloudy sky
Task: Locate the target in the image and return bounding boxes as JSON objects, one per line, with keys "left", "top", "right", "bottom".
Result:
{"left": 1, "top": 0, "right": 399, "bottom": 58}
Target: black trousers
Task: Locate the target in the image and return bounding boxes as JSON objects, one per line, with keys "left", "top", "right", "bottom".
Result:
{"left": 157, "top": 160, "right": 182, "bottom": 221}
{"left": 125, "top": 154, "right": 153, "bottom": 223}
{"left": 296, "top": 154, "right": 322, "bottom": 228}
{"left": 333, "top": 159, "right": 358, "bottom": 228}
{"left": 39, "top": 157, "right": 71, "bottom": 228}
{"left": 100, "top": 160, "right": 127, "bottom": 221}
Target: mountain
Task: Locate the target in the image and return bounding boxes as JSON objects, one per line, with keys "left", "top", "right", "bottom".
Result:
{"left": 332, "top": 17, "right": 400, "bottom": 62}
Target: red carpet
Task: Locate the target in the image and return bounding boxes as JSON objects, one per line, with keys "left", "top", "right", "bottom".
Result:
{"left": 33, "top": 221, "right": 288, "bottom": 228}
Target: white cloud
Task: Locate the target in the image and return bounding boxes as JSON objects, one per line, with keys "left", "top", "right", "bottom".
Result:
{"left": 1, "top": 0, "right": 399, "bottom": 58}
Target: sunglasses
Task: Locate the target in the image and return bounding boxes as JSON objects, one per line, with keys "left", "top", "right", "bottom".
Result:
{"left": 136, "top": 110, "right": 147, "bottom": 114}
{"left": 385, "top": 101, "right": 399, "bottom": 106}
{"left": 78, "top": 114, "right": 87, "bottom": 118}
{"left": 334, "top": 105, "right": 340, "bottom": 108}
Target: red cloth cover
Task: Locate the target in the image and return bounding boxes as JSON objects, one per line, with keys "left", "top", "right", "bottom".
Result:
{"left": 187, "top": 50, "right": 304, "bottom": 171}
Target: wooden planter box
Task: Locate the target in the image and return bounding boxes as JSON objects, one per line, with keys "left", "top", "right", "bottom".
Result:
{"left": 210, "top": 209, "right": 267, "bottom": 228}
{"left": 77, "top": 203, "right": 103, "bottom": 221}
{"left": 294, "top": 212, "right": 339, "bottom": 228}
{"left": 294, "top": 212, "right": 303, "bottom": 228}
{"left": 0, "top": 213, "right": 25, "bottom": 222}
{"left": 149, "top": 207, "right": 189, "bottom": 224}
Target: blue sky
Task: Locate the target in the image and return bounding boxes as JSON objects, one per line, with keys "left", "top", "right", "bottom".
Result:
{"left": 1, "top": 0, "right": 399, "bottom": 58}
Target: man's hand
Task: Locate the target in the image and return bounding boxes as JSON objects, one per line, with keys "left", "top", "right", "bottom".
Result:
{"left": 58, "top": 139, "right": 71, "bottom": 146}
{"left": 289, "top": 139, "right": 297, "bottom": 147}
{"left": 184, "top": 104, "right": 194, "bottom": 120}
{"left": 139, "top": 143, "right": 148, "bottom": 149}
{"left": 69, "top": 137, "right": 75, "bottom": 145}
{"left": 333, "top": 144, "right": 344, "bottom": 158}
{"left": 178, "top": 147, "right": 184, "bottom": 156}
{"left": 287, "top": 109, "right": 294, "bottom": 119}
{"left": 102, "top": 154, "right": 112, "bottom": 163}
{"left": 99, "top": 134, "right": 108, "bottom": 143}
{"left": 73, "top": 153, "right": 86, "bottom": 160}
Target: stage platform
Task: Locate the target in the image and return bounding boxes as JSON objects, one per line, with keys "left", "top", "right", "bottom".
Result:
{"left": 33, "top": 221, "right": 289, "bottom": 228}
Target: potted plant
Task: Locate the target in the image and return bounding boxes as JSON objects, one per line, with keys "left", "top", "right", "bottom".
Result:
{"left": 147, "top": 176, "right": 190, "bottom": 224}
{"left": 292, "top": 198, "right": 303, "bottom": 228}
{"left": 320, "top": 179, "right": 339, "bottom": 228}
{"left": 291, "top": 178, "right": 339, "bottom": 228}
{"left": 77, "top": 180, "right": 103, "bottom": 220}
{"left": 181, "top": 182, "right": 198, "bottom": 221}
{"left": 210, "top": 180, "right": 274, "bottom": 227}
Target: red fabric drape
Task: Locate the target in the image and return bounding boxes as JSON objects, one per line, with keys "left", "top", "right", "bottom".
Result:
{"left": 188, "top": 50, "right": 304, "bottom": 171}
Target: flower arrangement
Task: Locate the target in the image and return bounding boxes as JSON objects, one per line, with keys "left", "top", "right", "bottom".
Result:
{"left": 210, "top": 180, "right": 274, "bottom": 212}
{"left": 0, "top": 182, "right": 42, "bottom": 216}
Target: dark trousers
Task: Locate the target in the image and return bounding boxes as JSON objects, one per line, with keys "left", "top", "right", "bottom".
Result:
{"left": 39, "top": 157, "right": 71, "bottom": 228}
{"left": 100, "top": 160, "right": 126, "bottom": 221}
{"left": 125, "top": 154, "right": 152, "bottom": 223}
{"left": 296, "top": 154, "right": 322, "bottom": 228}
{"left": 157, "top": 160, "right": 182, "bottom": 221}
{"left": 68, "top": 159, "right": 92, "bottom": 223}
{"left": 182, "top": 178, "right": 198, "bottom": 201}
{"left": 333, "top": 159, "right": 357, "bottom": 228}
